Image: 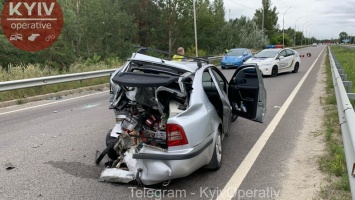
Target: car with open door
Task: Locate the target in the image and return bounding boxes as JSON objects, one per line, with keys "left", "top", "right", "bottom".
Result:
{"left": 96, "top": 48, "right": 267, "bottom": 186}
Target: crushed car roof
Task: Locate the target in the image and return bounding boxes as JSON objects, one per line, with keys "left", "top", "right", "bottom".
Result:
{"left": 129, "top": 53, "right": 201, "bottom": 73}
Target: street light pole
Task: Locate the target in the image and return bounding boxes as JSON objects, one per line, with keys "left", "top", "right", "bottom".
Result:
{"left": 305, "top": 24, "right": 311, "bottom": 45}
{"left": 193, "top": 0, "right": 198, "bottom": 57}
{"left": 282, "top": 6, "right": 292, "bottom": 46}
{"left": 307, "top": 29, "right": 312, "bottom": 45}
{"left": 262, "top": 8, "right": 264, "bottom": 41}
{"left": 294, "top": 17, "right": 302, "bottom": 46}
{"left": 301, "top": 21, "right": 309, "bottom": 45}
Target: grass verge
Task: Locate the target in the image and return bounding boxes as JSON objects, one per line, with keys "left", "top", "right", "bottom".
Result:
{"left": 317, "top": 49, "right": 351, "bottom": 199}
{"left": 330, "top": 45, "right": 355, "bottom": 93}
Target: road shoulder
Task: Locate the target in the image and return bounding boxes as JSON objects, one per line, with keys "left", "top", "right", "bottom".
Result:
{"left": 276, "top": 51, "right": 327, "bottom": 199}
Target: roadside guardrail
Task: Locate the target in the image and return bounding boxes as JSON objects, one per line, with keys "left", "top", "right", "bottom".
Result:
{"left": 0, "top": 56, "right": 223, "bottom": 92}
{"left": 328, "top": 46, "right": 355, "bottom": 199}
{"left": 0, "top": 69, "right": 117, "bottom": 92}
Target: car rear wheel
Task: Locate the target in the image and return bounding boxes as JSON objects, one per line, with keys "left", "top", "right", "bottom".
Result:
{"left": 292, "top": 62, "right": 299, "bottom": 73}
{"left": 271, "top": 66, "right": 278, "bottom": 77}
{"left": 205, "top": 129, "right": 222, "bottom": 170}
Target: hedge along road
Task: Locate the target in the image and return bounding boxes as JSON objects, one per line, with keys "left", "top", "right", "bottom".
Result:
{"left": 0, "top": 45, "right": 326, "bottom": 200}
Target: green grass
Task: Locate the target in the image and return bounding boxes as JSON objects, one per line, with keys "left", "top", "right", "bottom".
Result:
{"left": 330, "top": 45, "right": 355, "bottom": 93}
{"left": 0, "top": 61, "right": 122, "bottom": 103}
{"left": 317, "top": 49, "right": 351, "bottom": 199}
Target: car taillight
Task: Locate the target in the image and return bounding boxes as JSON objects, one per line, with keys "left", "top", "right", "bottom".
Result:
{"left": 166, "top": 124, "right": 188, "bottom": 146}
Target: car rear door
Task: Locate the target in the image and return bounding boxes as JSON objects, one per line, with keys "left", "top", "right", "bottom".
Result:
{"left": 285, "top": 49, "right": 296, "bottom": 68}
{"left": 208, "top": 67, "right": 232, "bottom": 134}
{"left": 228, "top": 64, "right": 267, "bottom": 123}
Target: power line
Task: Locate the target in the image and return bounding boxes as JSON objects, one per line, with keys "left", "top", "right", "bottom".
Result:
{"left": 229, "top": 0, "right": 257, "bottom": 11}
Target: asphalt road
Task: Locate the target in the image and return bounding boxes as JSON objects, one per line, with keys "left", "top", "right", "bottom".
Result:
{"left": 0, "top": 45, "right": 326, "bottom": 200}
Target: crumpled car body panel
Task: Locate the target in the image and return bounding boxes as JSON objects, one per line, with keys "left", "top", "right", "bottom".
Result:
{"left": 99, "top": 52, "right": 266, "bottom": 185}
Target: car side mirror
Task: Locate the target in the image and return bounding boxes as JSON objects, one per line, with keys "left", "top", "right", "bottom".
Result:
{"left": 279, "top": 56, "right": 284, "bottom": 60}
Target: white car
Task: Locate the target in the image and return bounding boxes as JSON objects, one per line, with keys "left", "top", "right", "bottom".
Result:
{"left": 244, "top": 48, "right": 301, "bottom": 77}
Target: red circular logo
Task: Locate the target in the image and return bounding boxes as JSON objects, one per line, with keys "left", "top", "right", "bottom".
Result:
{"left": 1, "top": 0, "right": 63, "bottom": 52}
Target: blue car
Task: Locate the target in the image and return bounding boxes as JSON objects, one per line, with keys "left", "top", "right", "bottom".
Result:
{"left": 221, "top": 48, "right": 253, "bottom": 69}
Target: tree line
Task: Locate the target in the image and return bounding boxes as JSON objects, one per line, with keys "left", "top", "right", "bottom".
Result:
{"left": 0, "top": 0, "right": 315, "bottom": 69}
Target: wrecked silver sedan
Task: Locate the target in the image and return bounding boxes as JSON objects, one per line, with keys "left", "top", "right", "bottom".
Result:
{"left": 96, "top": 50, "right": 267, "bottom": 186}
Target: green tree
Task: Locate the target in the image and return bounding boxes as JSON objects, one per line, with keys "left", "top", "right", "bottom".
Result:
{"left": 219, "top": 16, "right": 267, "bottom": 50}
{"left": 295, "top": 31, "right": 303, "bottom": 45}
{"left": 253, "top": 0, "right": 278, "bottom": 38}
{"left": 0, "top": 0, "right": 285, "bottom": 69}
{"left": 339, "top": 31, "right": 348, "bottom": 43}
{"left": 119, "top": 0, "right": 162, "bottom": 48}
{"left": 152, "top": 0, "right": 185, "bottom": 53}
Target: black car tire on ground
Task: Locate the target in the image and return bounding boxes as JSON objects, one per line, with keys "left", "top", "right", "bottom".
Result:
{"left": 271, "top": 66, "right": 278, "bottom": 77}
{"left": 292, "top": 62, "right": 299, "bottom": 73}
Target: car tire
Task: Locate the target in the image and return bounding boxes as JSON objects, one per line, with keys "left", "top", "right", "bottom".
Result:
{"left": 106, "top": 129, "right": 119, "bottom": 160}
{"left": 205, "top": 129, "right": 222, "bottom": 170}
{"left": 292, "top": 62, "right": 299, "bottom": 73}
{"left": 271, "top": 66, "right": 278, "bottom": 77}
{"left": 221, "top": 66, "right": 225, "bottom": 69}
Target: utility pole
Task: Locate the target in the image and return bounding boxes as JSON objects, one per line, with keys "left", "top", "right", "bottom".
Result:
{"left": 282, "top": 6, "right": 292, "bottom": 46}
{"left": 262, "top": 8, "right": 264, "bottom": 41}
{"left": 229, "top": 9, "right": 231, "bottom": 21}
{"left": 301, "top": 22, "right": 309, "bottom": 46}
{"left": 294, "top": 17, "right": 302, "bottom": 46}
{"left": 193, "top": 0, "right": 198, "bottom": 57}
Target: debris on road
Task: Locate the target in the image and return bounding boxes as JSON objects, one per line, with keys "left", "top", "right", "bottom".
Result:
{"left": 5, "top": 162, "right": 15, "bottom": 170}
{"left": 98, "top": 168, "right": 135, "bottom": 183}
{"left": 99, "top": 147, "right": 137, "bottom": 183}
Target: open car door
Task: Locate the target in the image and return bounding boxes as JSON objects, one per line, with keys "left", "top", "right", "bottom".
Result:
{"left": 228, "top": 64, "right": 267, "bottom": 123}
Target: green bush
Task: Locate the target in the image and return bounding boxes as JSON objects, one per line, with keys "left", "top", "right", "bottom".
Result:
{"left": 185, "top": 46, "right": 208, "bottom": 57}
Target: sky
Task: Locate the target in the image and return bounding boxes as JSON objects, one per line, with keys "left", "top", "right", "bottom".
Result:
{"left": 223, "top": 0, "right": 355, "bottom": 40}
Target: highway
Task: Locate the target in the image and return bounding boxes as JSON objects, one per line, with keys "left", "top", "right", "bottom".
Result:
{"left": 0, "top": 45, "right": 326, "bottom": 200}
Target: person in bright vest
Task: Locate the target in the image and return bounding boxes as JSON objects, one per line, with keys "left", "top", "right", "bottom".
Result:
{"left": 172, "top": 47, "right": 187, "bottom": 61}
{"left": 224, "top": 48, "right": 229, "bottom": 54}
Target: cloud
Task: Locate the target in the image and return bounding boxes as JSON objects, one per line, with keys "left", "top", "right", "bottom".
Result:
{"left": 223, "top": 0, "right": 355, "bottom": 39}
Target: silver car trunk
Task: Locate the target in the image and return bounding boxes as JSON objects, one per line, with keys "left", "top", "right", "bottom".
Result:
{"left": 100, "top": 66, "right": 194, "bottom": 184}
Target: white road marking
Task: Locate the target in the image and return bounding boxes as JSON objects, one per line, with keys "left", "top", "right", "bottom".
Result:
{"left": 217, "top": 46, "right": 326, "bottom": 200}
{"left": 0, "top": 91, "right": 107, "bottom": 116}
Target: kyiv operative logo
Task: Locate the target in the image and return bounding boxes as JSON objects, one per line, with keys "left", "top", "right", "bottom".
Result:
{"left": 1, "top": 0, "right": 63, "bottom": 52}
